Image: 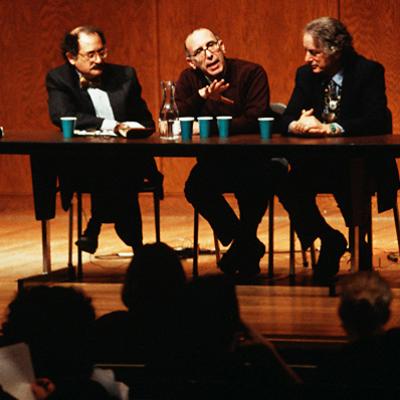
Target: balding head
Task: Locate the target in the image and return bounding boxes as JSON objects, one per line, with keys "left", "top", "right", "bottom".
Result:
{"left": 61, "top": 25, "right": 106, "bottom": 61}
{"left": 184, "top": 28, "right": 226, "bottom": 78}
{"left": 184, "top": 28, "right": 218, "bottom": 56}
{"left": 62, "top": 25, "right": 107, "bottom": 80}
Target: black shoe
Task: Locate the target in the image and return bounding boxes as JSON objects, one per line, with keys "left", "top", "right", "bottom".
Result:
{"left": 218, "top": 238, "right": 265, "bottom": 277}
{"left": 237, "top": 239, "right": 265, "bottom": 276}
{"left": 75, "top": 235, "right": 98, "bottom": 254}
{"left": 314, "top": 229, "right": 347, "bottom": 281}
{"left": 218, "top": 240, "right": 242, "bottom": 275}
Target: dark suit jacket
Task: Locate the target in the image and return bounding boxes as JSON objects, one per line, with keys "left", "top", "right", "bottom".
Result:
{"left": 282, "top": 53, "right": 398, "bottom": 212}
{"left": 46, "top": 63, "right": 154, "bottom": 130}
{"left": 32, "top": 63, "right": 158, "bottom": 220}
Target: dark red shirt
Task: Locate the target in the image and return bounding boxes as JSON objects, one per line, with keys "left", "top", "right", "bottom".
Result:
{"left": 175, "top": 58, "right": 271, "bottom": 135}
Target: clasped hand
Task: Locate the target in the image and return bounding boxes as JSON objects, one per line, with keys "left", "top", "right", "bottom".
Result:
{"left": 290, "top": 109, "right": 330, "bottom": 135}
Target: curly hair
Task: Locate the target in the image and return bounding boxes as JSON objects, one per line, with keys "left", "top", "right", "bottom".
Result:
{"left": 304, "top": 16, "right": 354, "bottom": 56}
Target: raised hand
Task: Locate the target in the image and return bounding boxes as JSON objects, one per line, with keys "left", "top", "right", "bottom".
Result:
{"left": 198, "top": 79, "right": 233, "bottom": 104}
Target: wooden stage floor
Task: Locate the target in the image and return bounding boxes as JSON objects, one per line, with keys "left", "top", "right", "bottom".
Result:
{"left": 2, "top": 194, "right": 400, "bottom": 342}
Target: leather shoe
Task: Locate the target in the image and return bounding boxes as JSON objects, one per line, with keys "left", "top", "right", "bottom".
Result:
{"left": 218, "top": 238, "right": 265, "bottom": 277}
{"left": 218, "top": 240, "right": 242, "bottom": 275}
{"left": 237, "top": 239, "right": 265, "bottom": 276}
{"left": 75, "top": 235, "right": 98, "bottom": 254}
{"left": 314, "top": 229, "right": 347, "bottom": 282}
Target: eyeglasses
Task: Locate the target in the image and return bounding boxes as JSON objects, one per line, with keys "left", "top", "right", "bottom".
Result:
{"left": 78, "top": 48, "right": 108, "bottom": 62}
{"left": 190, "top": 40, "right": 220, "bottom": 59}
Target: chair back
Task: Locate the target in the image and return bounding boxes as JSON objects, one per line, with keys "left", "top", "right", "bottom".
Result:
{"left": 270, "top": 102, "right": 287, "bottom": 116}
{"left": 270, "top": 102, "right": 287, "bottom": 134}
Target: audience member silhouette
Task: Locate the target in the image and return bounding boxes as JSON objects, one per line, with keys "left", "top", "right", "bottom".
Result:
{"left": 169, "top": 274, "right": 300, "bottom": 398}
{"left": 93, "top": 242, "right": 186, "bottom": 364}
{"left": 0, "top": 286, "right": 114, "bottom": 399}
{"left": 318, "top": 271, "right": 400, "bottom": 392}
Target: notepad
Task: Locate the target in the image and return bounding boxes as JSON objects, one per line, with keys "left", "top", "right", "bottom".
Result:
{"left": 73, "top": 129, "right": 118, "bottom": 137}
{"left": 0, "top": 342, "right": 35, "bottom": 400}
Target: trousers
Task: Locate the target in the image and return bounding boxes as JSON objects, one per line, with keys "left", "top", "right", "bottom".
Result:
{"left": 185, "top": 155, "right": 287, "bottom": 246}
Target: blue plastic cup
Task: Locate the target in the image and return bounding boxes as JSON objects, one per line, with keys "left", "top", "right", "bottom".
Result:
{"left": 198, "top": 116, "right": 213, "bottom": 139}
{"left": 258, "top": 117, "right": 274, "bottom": 139}
{"left": 216, "top": 116, "right": 232, "bottom": 138}
{"left": 179, "top": 117, "right": 194, "bottom": 141}
{"left": 60, "top": 117, "right": 77, "bottom": 139}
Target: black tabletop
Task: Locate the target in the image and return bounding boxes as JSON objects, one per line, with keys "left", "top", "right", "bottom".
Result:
{"left": 1, "top": 131, "right": 400, "bottom": 158}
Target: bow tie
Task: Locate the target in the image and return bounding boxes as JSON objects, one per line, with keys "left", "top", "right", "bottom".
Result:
{"left": 80, "top": 76, "right": 101, "bottom": 89}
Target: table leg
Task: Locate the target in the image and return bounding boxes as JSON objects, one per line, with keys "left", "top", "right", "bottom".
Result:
{"left": 349, "top": 158, "right": 371, "bottom": 272}
{"left": 41, "top": 220, "right": 51, "bottom": 274}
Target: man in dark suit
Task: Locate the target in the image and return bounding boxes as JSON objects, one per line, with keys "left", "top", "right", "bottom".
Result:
{"left": 46, "top": 25, "right": 162, "bottom": 254}
{"left": 279, "top": 17, "right": 398, "bottom": 282}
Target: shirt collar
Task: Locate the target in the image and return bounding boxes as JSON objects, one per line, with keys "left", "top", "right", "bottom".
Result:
{"left": 331, "top": 69, "right": 344, "bottom": 87}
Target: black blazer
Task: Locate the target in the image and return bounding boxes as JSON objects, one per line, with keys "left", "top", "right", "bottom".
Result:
{"left": 282, "top": 53, "right": 398, "bottom": 212}
{"left": 283, "top": 53, "right": 390, "bottom": 135}
{"left": 32, "top": 63, "right": 158, "bottom": 220}
{"left": 46, "top": 63, "right": 154, "bottom": 130}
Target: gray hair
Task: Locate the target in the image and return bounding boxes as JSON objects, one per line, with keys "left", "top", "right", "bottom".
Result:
{"left": 305, "top": 16, "right": 354, "bottom": 56}
{"left": 338, "top": 271, "right": 393, "bottom": 337}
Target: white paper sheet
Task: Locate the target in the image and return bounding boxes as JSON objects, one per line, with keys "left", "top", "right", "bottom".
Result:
{"left": 0, "top": 342, "right": 35, "bottom": 400}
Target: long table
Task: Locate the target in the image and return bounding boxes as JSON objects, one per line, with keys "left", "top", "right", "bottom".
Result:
{"left": 2, "top": 130, "right": 400, "bottom": 279}
{"left": 2, "top": 130, "right": 400, "bottom": 157}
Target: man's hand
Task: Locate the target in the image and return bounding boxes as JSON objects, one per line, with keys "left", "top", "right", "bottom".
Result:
{"left": 192, "top": 121, "right": 200, "bottom": 135}
{"left": 114, "top": 121, "right": 147, "bottom": 137}
{"left": 31, "top": 378, "right": 55, "bottom": 399}
{"left": 198, "top": 79, "right": 233, "bottom": 104}
{"left": 290, "top": 108, "right": 330, "bottom": 135}
{"left": 114, "top": 122, "right": 131, "bottom": 137}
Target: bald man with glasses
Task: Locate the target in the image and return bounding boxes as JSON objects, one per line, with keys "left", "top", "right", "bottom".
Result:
{"left": 175, "top": 28, "right": 285, "bottom": 279}
{"left": 44, "top": 25, "right": 162, "bottom": 255}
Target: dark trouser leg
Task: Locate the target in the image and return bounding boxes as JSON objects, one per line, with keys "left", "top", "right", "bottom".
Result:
{"left": 84, "top": 215, "right": 102, "bottom": 237}
{"left": 91, "top": 191, "right": 143, "bottom": 250}
{"left": 114, "top": 193, "right": 143, "bottom": 251}
{"left": 278, "top": 159, "right": 362, "bottom": 278}
{"left": 235, "top": 172, "right": 271, "bottom": 241}
{"left": 184, "top": 163, "right": 240, "bottom": 246}
{"left": 278, "top": 168, "right": 332, "bottom": 250}
{"left": 236, "top": 158, "right": 288, "bottom": 241}
{"left": 333, "top": 184, "right": 372, "bottom": 270}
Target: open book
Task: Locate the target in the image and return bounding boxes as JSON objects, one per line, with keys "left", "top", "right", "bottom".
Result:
{"left": 73, "top": 121, "right": 155, "bottom": 139}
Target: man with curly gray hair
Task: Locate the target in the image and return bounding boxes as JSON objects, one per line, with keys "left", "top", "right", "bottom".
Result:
{"left": 278, "top": 17, "right": 398, "bottom": 284}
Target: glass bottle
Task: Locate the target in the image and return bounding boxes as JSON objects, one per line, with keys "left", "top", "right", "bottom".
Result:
{"left": 159, "top": 80, "right": 180, "bottom": 140}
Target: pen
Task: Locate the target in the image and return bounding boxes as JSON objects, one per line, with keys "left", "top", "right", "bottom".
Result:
{"left": 220, "top": 96, "right": 234, "bottom": 105}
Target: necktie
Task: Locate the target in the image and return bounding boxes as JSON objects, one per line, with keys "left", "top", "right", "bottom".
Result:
{"left": 80, "top": 76, "right": 101, "bottom": 89}
{"left": 322, "top": 79, "right": 341, "bottom": 123}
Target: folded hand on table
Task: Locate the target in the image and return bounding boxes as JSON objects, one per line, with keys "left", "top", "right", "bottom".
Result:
{"left": 290, "top": 108, "right": 331, "bottom": 135}
{"left": 114, "top": 121, "right": 145, "bottom": 137}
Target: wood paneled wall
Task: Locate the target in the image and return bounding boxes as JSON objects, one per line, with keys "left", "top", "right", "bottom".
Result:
{"left": 0, "top": 0, "right": 398, "bottom": 195}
